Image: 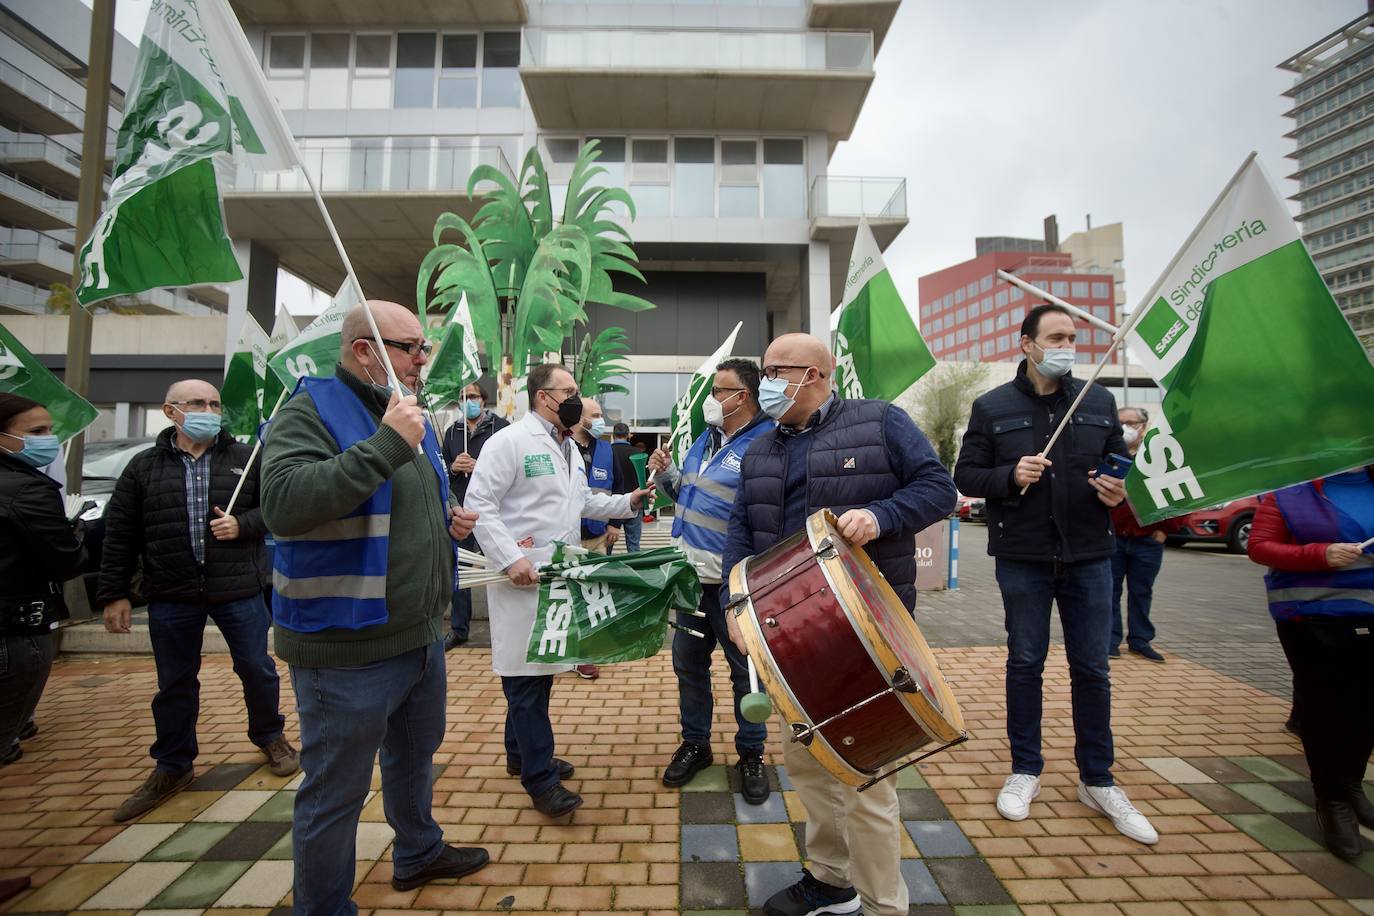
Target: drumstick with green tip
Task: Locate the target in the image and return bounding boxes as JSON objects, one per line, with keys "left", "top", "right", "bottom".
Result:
{"left": 741, "top": 656, "right": 773, "bottom": 724}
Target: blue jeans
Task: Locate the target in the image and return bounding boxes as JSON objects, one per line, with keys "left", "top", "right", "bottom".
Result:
{"left": 1111, "top": 536, "right": 1163, "bottom": 650}
{"left": 502, "top": 674, "right": 559, "bottom": 797}
{"left": 673, "top": 583, "right": 766, "bottom": 756}
{"left": 996, "top": 558, "right": 1115, "bottom": 787}
{"left": 147, "top": 594, "right": 284, "bottom": 775}
{"left": 621, "top": 514, "right": 642, "bottom": 553}
{"left": 290, "top": 641, "right": 447, "bottom": 916}
{"left": 450, "top": 534, "right": 479, "bottom": 638}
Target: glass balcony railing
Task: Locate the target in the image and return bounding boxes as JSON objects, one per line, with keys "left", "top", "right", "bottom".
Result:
{"left": 0, "top": 57, "right": 85, "bottom": 127}
{"left": 522, "top": 28, "right": 873, "bottom": 72}
{"left": 810, "top": 175, "right": 906, "bottom": 220}
{"left": 0, "top": 134, "right": 83, "bottom": 172}
{"left": 0, "top": 173, "right": 78, "bottom": 224}
{"left": 230, "top": 142, "right": 516, "bottom": 194}
{"left": 0, "top": 228, "right": 71, "bottom": 269}
{"left": 0, "top": 275, "right": 50, "bottom": 313}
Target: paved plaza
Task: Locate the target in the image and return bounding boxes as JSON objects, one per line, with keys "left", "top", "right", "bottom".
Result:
{"left": 2, "top": 521, "right": 1372, "bottom": 915}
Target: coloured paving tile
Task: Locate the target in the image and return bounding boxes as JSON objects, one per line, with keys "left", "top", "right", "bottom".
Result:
{"left": 3, "top": 642, "right": 1372, "bottom": 914}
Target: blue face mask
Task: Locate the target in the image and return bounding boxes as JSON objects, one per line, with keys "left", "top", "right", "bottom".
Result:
{"left": 2, "top": 432, "right": 60, "bottom": 468}
{"left": 178, "top": 411, "right": 222, "bottom": 443}
{"left": 759, "top": 375, "right": 799, "bottom": 421}
{"left": 587, "top": 418, "right": 606, "bottom": 439}
{"left": 465, "top": 400, "right": 482, "bottom": 420}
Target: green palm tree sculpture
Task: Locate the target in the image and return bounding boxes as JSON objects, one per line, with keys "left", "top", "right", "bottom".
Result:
{"left": 416, "top": 140, "right": 653, "bottom": 382}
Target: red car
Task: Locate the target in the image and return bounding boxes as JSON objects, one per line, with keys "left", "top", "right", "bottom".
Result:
{"left": 1168, "top": 495, "right": 1262, "bottom": 554}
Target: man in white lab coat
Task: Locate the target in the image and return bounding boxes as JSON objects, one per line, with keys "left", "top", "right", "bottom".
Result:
{"left": 465, "top": 363, "right": 651, "bottom": 818}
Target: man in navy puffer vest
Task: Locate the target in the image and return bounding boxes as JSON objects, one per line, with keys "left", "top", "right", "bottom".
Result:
{"left": 722, "top": 333, "right": 955, "bottom": 916}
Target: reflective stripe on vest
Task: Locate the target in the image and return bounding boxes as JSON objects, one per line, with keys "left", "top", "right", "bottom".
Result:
{"left": 272, "top": 375, "right": 449, "bottom": 632}
{"left": 671, "top": 421, "right": 772, "bottom": 556}
{"left": 582, "top": 438, "right": 615, "bottom": 537}
{"left": 1264, "top": 482, "right": 1374, "bottom": 622}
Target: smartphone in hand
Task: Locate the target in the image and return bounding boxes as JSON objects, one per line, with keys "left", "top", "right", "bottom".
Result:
{"left": 1094, "top": 452, "right": 1133, "bottom": 480}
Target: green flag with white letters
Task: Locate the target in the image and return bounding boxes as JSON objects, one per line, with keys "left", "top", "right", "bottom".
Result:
{"left": 268, "top": 282, "right": 359, "bottom": 392}
{"left": 0, "top": 322, "right": 99, "bottom": 442}
{"left": 221, "top": 313, "right": 270, "bottom": 442}
{"left": 1123, "top": 155, "right": 1374, "bottom": 524}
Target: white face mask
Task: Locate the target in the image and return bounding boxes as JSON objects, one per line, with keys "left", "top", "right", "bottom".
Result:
{"left": 702, "top": 392, "right": 744, "bottom": 428}
{"left": 1031, "top": 342, "right": 1075, "bottom": 378}
{"left": 1122, "top": 425, "right": 1141, "bottom": 446}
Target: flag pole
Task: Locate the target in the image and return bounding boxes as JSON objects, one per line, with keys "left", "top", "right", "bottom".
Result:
{"left": 996, "top": 271, "right": 1119, "bottom": 335}
{"left": 213, "top": 0, "right": 399, "bottom": 394}
{"left": 224, "top": 386, "right": 289, "bottom": 517}
{"left": 1358, "top": 534, "right": 1374, "bottom": 551}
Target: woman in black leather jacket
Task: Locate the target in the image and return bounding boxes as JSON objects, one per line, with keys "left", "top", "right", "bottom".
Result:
{"left": 0, "top": 393, "right": 85, "bottom": 769}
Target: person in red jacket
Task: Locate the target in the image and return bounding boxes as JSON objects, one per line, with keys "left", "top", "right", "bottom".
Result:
{"left": 1247, "top": 467, "right": 1374, "bottom": 861}
{"left": 1109, "top": 407, "right": 1182, "bottom": 662}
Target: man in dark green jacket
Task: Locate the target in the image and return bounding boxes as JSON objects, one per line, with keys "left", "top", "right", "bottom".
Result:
{"left": 262, "top": 300, "right": 485, "bottom": 915}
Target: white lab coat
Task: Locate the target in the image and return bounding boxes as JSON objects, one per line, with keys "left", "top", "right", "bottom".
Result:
{"left": 466, "top": 411, "right": 634, "bottom": 676}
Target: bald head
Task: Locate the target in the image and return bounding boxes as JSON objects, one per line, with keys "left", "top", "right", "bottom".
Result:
{"left": 339, "top": 300, "right": 428, "bottom": 390}
{"left": 164, "top": 379, "right": 219, "bottom": 406}
{"left": 761, "top": 333, "right": 832, "bottom": 427}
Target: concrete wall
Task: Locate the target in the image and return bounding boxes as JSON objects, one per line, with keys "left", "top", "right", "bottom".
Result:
{"left": 4, "top": 315, "right": 228, "bottom": 355}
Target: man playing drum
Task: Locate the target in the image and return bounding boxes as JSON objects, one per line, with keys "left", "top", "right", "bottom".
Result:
{"left": 723, "top": 333, "right": 956, "bottom": 916}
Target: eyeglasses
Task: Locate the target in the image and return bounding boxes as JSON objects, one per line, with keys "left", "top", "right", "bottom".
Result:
{"left": 710, "top": 386, "right": 746, "bottom": 398}
{"left": 761, "top": 365, "right": 810, "bottom": 380}
{"left": 463, "top": 394, "right": 484, "bottom": 402}
{"left": 168, "top": 399, "right": 223, "bottom": 412}
{"left": 356, "top": 337, "right": 433, "bottom": 358}
{"left": 540, "top": 386, "right": 577, "bottom": 398}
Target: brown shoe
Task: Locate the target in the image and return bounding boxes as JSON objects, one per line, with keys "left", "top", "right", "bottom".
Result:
{"left": 114, "top": 769, "right": 194, "bottom": 823}
{"left": 262, "top": 736, "right": 300, "bottom": 777}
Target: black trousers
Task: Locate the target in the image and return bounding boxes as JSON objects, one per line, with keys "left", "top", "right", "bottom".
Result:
{"left": 1276, "top": 619, "right": 1374, "bottom": 800}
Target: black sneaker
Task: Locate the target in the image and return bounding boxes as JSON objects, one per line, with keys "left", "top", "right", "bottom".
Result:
{"left": 507, "top": 757, "right": 575, "bottom": 780}
{"left": 17, "top": 721, "right": 37, "bottom": 741}
{"left": 738, "top": 752, "right": 770, "bottom": 805}
{"left": 1129, "top": 644, "right": 1165, "bottom": 662}
{"left": 1108, "top": 645, "right": 1121, "bottom": 658}
{"left": 662, "top": 741, "right": 713, "bottom": 788}
{"left": 443, "top": 630, "right": 467, "bottom": 652}
{"left": 1316, "top": 798, "right": 1363, "bottom": 861}
{"left": 0, "top": 742, "right": 19, "bottom": 767}
{"left": 532, "top": 783, "right": 584, "bottom": 818}
{"left": 391, "top": 844, "right": 490, "bottom": 890}
{"left": 763, "top": 868, "right": 861, "bottom": 916}
{"left": 114, "top": 768, "right": 195, "bottom": 823}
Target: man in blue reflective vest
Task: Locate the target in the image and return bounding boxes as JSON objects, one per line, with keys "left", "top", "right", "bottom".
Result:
{"left": 649, "top": 358, "right": 774, "bottom": 804}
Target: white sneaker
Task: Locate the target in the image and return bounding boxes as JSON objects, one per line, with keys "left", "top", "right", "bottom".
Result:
{"left": 996, "top": 773, "right": 1041, "bottom": 821}
{"left": 1078, "top": 783, "right": 1159, "bottom": 845}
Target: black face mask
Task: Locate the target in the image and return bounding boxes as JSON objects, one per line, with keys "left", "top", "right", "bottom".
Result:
{"left": 553, "top": 392, "right": 583, "bottom": 430}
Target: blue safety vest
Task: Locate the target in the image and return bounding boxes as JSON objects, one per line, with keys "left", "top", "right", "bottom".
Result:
{"left": 671, "top": 420, "right": 772, "bottom": 556}
{"left": 1264, "top": 473, "right": 1374, "bottom": 622}
{"left": 582, "top": 438, "right": 615, "bottom": 537}
{"left": 272, "top": 376, "right": 448, "bottom": 632}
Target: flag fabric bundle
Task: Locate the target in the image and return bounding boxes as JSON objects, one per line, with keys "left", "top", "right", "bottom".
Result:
{"left": 1124, "top": 154, "right": 1374, "bottom": 524}
{"left": 0, "top": 324, "right": 98, "bottom": 441}
{"left": 833, "top": 218, "right": 934, "bottom": 401}
{"left": 221, "top": 313, "right": 270, "bottom": 441}
{"left": 76, "top": 0, "right": 295, "bottom": 308}
{"left": 526, "top": 545, "right": 703, "bottom": 666}
{"left": 267, "top": 282, "right": 360, "bottom": 392}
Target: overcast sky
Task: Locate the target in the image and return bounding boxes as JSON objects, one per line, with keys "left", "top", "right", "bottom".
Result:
{"left": 94, "top": 0, "right": 1363, "bottom": 318}
{"left": 832, "top": 0, "right": 1365, "bottom": 315}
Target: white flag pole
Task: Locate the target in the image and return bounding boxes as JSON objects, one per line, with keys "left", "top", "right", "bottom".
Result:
{"left": 996, "top": 270, "right": 1119, "bottom": 335}
{"left": 1016, "top": 151, "right": 1262, "bottom": 496}
{"left": 224, "top": 386, "right": 290, "bottom": 516}
{"left": 1358, "top": 534, "right": 1374, "bottom": 551}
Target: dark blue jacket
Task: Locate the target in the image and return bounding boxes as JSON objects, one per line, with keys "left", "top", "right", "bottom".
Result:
{"left": 722, "top": 397, "right": 956, "bottom": 611}
{"left": 954, "top": 361, "right": 1125, "bottom": 563}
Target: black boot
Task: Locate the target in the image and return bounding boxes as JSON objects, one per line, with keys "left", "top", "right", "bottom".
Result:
{"left": 1316, "top": 798, "right": 1364, "bottom": 861}
{"left": 1347, "top": 784, "right": 1374, "bottom": 830}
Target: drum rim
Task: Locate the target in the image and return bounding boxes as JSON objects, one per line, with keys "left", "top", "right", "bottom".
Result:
{"left": 806, "top": 510, "right": 966, "bottom": 746}
{"left": 729, "top": 554, "right": 869, "bottom": 786}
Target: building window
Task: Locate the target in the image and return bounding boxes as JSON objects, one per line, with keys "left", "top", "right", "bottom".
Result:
{"left": 1010, "top": 286, "right": 1023, "bottom": 301}
{"left": 942, "top": 293, "right": 953, "bottom": 308}
{"left": 1012, "top": 306, "right": 1024, "bottom": 323}
{"left": 982, "top": 340, "right": 994, "bottom": 357}
{"left": 995, "top": 290, "right": 1007, "bottom": 307}
{"left": 1051, "top": 280, "right": 1069, "bottom": 297}
{"left": 438, "top": 34, "right": 478, "bottom": 107}
{"left": 955, "top": 307, "right": 967, "bottom": 324}
{"left": 629, "top": 138, "right": 669, "bottom": 217}
{"left": 1094, "top": 329, "right": 1111, "bottom": 345}
{"left": 980, "top": 275, "right": 993, "bottom": 292}
{"left": 966, "top": 282, "right": 978, "bottom": 298}
{"left": 674, "top": 137, "right": 716, "bottom": 217}
{"left": 266, "top": 34, "right": 306, "bottom": 108}
{"left": 1093, "top": 305, "right": 1111, "bottom": 320}
{"left": 395, "top": 32, "right": 437, "bottom": 108}
{"left": 968, "top": 300, "right": 980, "bottom": 317}
{"left": 931, "top": 316, "right": 942, "bottom": 333}
{"left": 352, "top": 34, "right": 393, "bottom": 109}
{"left": 982, "top": 318, "right": 993, "bottom": 335}
{"left": 720, "top": 139, "right": 759, "bottom": 218}
{"left": 481, "top": 32, "right": 522, "bottom": 107}
{"left": 954, "top": 287, "right": 965, "bottom": 304}
{"left": 996, "top": 312, "right": 1008, "bottom": 329}
{"left": 944, "top": 333, "right": 954, "bottom": 349}
{"left": 1071, "top": 281, "right": 1089, "bottom": 298}
{"left": 306, "top": 33, "right": 349, "bottom": 109}
{"left": 762, "top": 139, "right": 805, "bottom": 219}
{"left": 956, "top": 328, "right": 967, "bottom": 344}
{"left": 1092, "top": 281, "right": 1110, "bottom": 299}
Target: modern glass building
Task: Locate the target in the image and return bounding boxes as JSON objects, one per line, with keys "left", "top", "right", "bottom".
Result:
{"left": 1280, "top": 9, "right": 1374, "bottom": 356}
{"left": 221, "top": 0, "right": 908, "bottom": 430}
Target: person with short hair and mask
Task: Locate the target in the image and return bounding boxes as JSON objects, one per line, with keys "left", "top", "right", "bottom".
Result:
{"left": 955, "top": 304, "right": 1159, "bottom": 847}
{"left": 99, "top": 378, "right": 298, "bottom": 824}
{"left": 1108, "top": 406, "right": 1181, "bottom": 663}
{"left": 441, "top": 381, "right": 508, "bottom": 651}
{"left": 465, "top": 363, "right": 653, "bottom": 818}
{"left": 648, "top": 358, "right": 775, "bottom": 803}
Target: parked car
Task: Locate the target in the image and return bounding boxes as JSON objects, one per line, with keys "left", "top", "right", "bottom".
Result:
{"left": 69, "top": 437, "right": 155, "bottom": 617}
{"left": 1167, "top": 495, "right": 1261, "bottom": 554}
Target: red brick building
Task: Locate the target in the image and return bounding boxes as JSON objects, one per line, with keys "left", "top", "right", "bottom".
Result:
{"left": 917, "top": 251, "right": 1118, "bottom": 364}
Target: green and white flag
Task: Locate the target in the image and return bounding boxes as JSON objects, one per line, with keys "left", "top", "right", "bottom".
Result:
{"left": 260, "top": 305, "right": 298, "bottom": 419}
{"left": 77, "top": 0, "right": 296, "bottom": 307}
{"left": 833, "top": 218, "right": 934, "bottom": 401}
{"left": 1124, "top": 153, "right": 1374, "bottom": 524}
{"left": 221, "top": 313, "right": 270, "bottom": 442}
{"left": 268, "top": 281, "right": 359, "bottom": 392}
{"left": 425, "top": 295, "right": 483, "bottom": 407}
{"left": 0, "top": 323, "right": 99, "bottom": 442}
{"left": 448, "top": 292, "right": 484, "bottom": 387}
{"left": 666, "top": 322, "right": 742, "bottom": 467}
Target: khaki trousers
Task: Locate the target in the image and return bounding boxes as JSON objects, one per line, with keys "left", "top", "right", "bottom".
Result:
{"left": 782, "top": 731, "right": 908, "bottom": 915}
